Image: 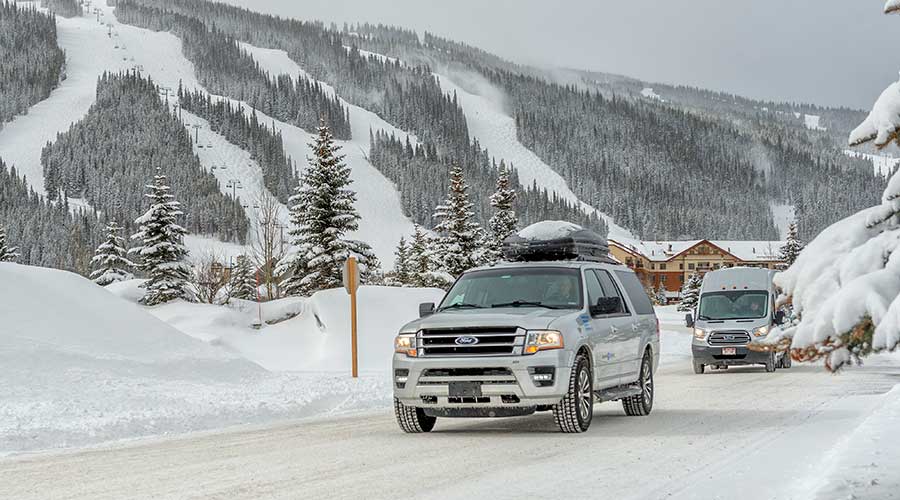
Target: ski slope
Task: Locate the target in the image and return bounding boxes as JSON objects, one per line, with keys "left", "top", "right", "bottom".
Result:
{"left": 0, "top": 7, "right": 129, "bottom": 193}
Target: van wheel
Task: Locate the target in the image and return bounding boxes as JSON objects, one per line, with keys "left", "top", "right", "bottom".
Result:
{"left": 623, "top": 351, "right": 654, "bottom": 416}
{"left": 693, "top": 361, "right": 705, "bottom": 374}
{"left": 553, "top": 352, "right": 593, "bottom": 433}
{"left": 394, "top": 398, "right": 436, "bottom": 433}
{"left": 782, "top": 351, "right": 792, "bottom": 369}
{"left": 765, "top": 352, "right": 777, "bottom": 373}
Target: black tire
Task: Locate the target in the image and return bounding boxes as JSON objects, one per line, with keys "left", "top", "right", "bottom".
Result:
{"left": 553, "top": 352, "right": 593, "bottom": 433}
{"left": 623, "top": 351, "right": 654, "bottom": 416}
{"left": 394, "top": 398, "right": 436, "bottom": 433}
{"left": 781, "top": 351, "right": 792, "bottom": 369}
{"left": 765, "top": 352, "right": 777, "bottom": 373}
{"left": 693, "top": 361, "right": 705, "bottom": 374}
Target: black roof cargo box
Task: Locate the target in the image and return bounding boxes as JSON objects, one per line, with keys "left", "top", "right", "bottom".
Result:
{"left": 502, "top": 221, "right": 613, "bottom": 263}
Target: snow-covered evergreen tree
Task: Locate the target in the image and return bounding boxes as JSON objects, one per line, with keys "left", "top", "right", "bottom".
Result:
{"left": 0, "top": 224, "right": 18, "bottom": 263}
{"left": 779, "top": 221, "right": 804, "bottom": 266}
{"left": 654, "top": 283, "right": 668, "bottom": 306}
{"left": 407, "top": 224, "right": 450, "bottom": 288}
{"left": 230, "top": 254, "right": 257, "bottom": 300}
{"left": 486, "top": 161, "right": 517, "bottom": 263}
{"left": 678, "top": 273, "right": 702, "bottom": 312}
{"left": 433, "top": 164, "right": 485, "bottom": 278}
{"left": 130, "top": 169, "right": 191, "bottom": 306}
{"left": 276, "top": 122, "right": 376, "bottom": 296}
{"left": 387, "top": 236, "right": 412, "bottom": 286}
{"left": 90, "top": 221, "right": 133, "bottom": 286}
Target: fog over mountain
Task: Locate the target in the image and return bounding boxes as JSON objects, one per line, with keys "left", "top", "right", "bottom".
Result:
{"left": 219, "top": 0, "right": 900, "bottom": 110}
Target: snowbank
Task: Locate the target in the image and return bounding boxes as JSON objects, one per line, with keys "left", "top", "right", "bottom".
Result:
{"left": 0, "top": 264, "right": 440, "bottom": 453}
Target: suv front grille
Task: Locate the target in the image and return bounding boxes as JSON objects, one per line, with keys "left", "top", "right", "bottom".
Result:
{"left": 418, "top": 367, "right": 517, "bottom": 385}
{"left": 417, "top": 327, "right": 525, "bottom": 357}
{"left": 708, "top": 330, "right": 751, "bottom": 346}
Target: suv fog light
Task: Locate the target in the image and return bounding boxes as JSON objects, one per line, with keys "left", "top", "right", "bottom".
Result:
{"left": 528, "top": 366, "right": 555, "bottom": 387}
{"left": 532, "top": 373, "right": 552, "bottom": 382}
{"left": 395, "top": 369, "right": 409, "bottom": 388}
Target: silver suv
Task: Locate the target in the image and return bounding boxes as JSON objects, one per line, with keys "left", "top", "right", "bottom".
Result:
{"left": 392, "top": 260, "right": 660, "bottom": 433}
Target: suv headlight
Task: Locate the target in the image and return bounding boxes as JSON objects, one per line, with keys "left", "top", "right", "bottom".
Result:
{"left": 693, "top": 328, "right": 707, "bottom": 340}
{"left": 394, "top": 334, "right": 417, "bottom": 357}
{"left": 752, "top": 325, "right": 769, "bottom": 337}
{"left": 524, "top": 330, "right": 563, "bottom": 354}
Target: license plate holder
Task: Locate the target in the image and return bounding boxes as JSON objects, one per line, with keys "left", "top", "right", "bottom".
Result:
{"left": 449, "top": 381, "right": 482, "bottom": 397}
{"left": 722, "top": 347, "right": 737, "bottom": 356}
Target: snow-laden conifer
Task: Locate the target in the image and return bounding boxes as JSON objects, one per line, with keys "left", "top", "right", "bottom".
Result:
{"left": 678, "top": 273, "right": 702, "bottom": 312}
{"left": 779, "top": 222, "right": 804, "bottom": 266}
{"left": 90, "top": 221, "right": 134, "bottom": 286}
{"left": 433, "top": 164, "right": 485, "bottom": 278}
{"left": 0, "top": 224, "right": 18, "bottom": 263}
{"left": 230, "top": 255, "right": 258, "bottom": 301}
{"left": 130, "top": 169, "right": 191, "bottom": 306}
{"left": 486, "top": 161, "right": 517, "bottom": 263}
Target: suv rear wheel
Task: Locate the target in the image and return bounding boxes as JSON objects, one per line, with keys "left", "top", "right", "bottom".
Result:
{"left": 394, "top": 398, "right": 436, "bottom": 433}
{"left": 553, "top": 352, "right": 593, "bottom": 433}
{"left": 623, "top": 350, "right": 654, "bottom": 416}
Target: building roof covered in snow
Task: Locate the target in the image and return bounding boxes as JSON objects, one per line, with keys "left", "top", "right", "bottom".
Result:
{"left": 609, "top": 238, "right": 784, "bottom": 263}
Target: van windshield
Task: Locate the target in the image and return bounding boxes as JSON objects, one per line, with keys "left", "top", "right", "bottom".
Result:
{"left": 697, "top": 290, "right": 768, "bottom": 320}
{"left": 439, "top": 268, "right": 583, "bottom": 311}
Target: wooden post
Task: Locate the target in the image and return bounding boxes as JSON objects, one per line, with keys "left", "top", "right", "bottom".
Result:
{"left": 343, "top": 256, "right": 360, "bottom": 378}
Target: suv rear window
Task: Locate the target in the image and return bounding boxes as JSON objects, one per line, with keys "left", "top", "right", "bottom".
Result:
{"left": 614, "top": 270, "right": 655, "bottom": 315}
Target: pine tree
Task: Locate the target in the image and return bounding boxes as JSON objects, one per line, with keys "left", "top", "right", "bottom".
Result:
{"left": 433, "top": 164, "right": 484, "bottom": 278}
{"left": 276, "top": 122, "right": 375, "bottom": 296}
{"left": 0, "top": 224, "right": 18, "bottom": 263}
{"left": 90, "top": 221, "right": 134, "bottom": 286}
{"left": 779, "top": 221, "right": 804, "bottom": 266}
{"left": 486, "top": 161, "right": 517, "bottom": 263}
{"left": 230, "top": 254, "right": 257, "bottom": 300}
{"left": 678, "top": 273, "right": 702, "bottom": 312}
{"left": 407, "top": 224, "right": 449, "bottom": 288}
{"left": 655, "top": 283, "right": 668, "bottom": 306}
{"left": 130, "top": 169, "right": 191, "bottom": 306}
{"left": 388, "top": 236, "right": 411, "bottom": 286}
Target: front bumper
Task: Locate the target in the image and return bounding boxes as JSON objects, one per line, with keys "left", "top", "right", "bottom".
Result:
{"left": 392, "top": 349, "right": 574, "bottom": 410}
{"left": 692, "top": 344, "right": 771, "bottom": 366}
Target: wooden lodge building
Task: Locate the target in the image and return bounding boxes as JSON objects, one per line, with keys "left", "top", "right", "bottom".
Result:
{"left": 608, "top": 238, "right": 784, "bottom": 301}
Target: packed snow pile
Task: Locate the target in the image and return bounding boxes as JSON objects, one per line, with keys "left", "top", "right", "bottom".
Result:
{"left": 0, "top": 264, "right": 442, "bottom": 453}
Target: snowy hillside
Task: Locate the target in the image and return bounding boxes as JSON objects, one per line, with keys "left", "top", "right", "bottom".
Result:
{"left": 0, "top": 263, "right": 441, "bottom": 453}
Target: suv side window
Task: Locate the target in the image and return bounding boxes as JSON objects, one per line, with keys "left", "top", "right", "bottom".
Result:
{"left": 594, "top": 269, "right": 629, "bottom": 314}
{"left": 613, "top": 270, "right": 655, "bottom": 315}
{"left": 584, "top": 269, "right": 605, "bottom": 310}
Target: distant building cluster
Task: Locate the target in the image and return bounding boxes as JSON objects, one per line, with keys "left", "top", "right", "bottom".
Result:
{"left": 609, "top": 238, "right": 784, "bottom": 301}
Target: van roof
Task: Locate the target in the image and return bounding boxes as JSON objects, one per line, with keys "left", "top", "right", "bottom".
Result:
{"left": 701, "top": 267, "right": 775, "bottom": 292}
{"left": 470, "top": 260, "right": 629, "bottom": 272}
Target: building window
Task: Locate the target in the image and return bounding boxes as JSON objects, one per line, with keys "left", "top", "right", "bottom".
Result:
{"left": 650, "top": 263, "right": 655, "bottom": 270}
{"left": 679, "top": 263, "right": 684, "bottom": 270}
{"left": 688, "top": 263, "right": 695, "bottom": 270}
{"left": 660, "top": 263, "right": 667, "bottom": 270}
{"left": 660, "top": 275, "right": 667, "bottom": 283}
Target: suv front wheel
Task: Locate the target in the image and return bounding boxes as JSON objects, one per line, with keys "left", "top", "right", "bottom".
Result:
{"left": 394, "top": 398, "right": 436, "bottom": 433}
{"left": 553, "top": 352, "right": 593, "bottom": 433}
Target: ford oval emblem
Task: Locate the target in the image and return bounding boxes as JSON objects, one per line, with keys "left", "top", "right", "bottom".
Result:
{"left": 455, "top": 335, "right": 479, "bottom": 346}
{"left": 725, "top": 335, "right": 735, "bottom": 341}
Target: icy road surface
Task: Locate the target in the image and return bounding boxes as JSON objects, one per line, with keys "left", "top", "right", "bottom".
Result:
{"left": 2, "top": 356, "right": 898, "bottom": 499}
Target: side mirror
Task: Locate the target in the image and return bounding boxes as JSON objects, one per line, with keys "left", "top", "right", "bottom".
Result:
{"left": 419, "top": 302, "right": 436, "bottom": 318}
{"left": 774, "top": 310, "right": 786, "bottom": 325}
{"left": 685, "top": 313, "right": 694, "bottom": 328}
{"left": 590, "top": 297, "right": 622, "bottom": 316}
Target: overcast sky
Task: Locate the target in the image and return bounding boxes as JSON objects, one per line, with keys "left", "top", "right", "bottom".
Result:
{"left": 224, "top": 0, "right": 900, "bottom": 110}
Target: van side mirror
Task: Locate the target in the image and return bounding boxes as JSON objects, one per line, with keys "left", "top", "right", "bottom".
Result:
{"left": 685, "top": 313, "right": 694, "bottom": 328}
{"left": 591, "top": 297, "right": 622, "bottom": 316}
{"left": 419, "top": 302, "right": 436, "bottom": 318}
{"left": 774, "top": 310, "right": 786, "bottom": 325}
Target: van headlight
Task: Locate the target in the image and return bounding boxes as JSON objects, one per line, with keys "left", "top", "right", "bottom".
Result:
{"left": 693, "top": 328, "right": 707, "bottom": 340}
{"left": 394, "top": 334, "right": 417, "bottom": 357}
{"left": 752, "top": 326, "right": 769, "bottom": 337}
{"left": 524, "top": 330, "right": 563, "bottom": 354}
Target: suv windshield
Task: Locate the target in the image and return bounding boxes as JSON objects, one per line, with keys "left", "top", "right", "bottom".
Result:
{"left": 439, "top": 268, "right": 583, "bottom": 311}
{"left": 698, "top": 290, "right": 768, "bottom": 320}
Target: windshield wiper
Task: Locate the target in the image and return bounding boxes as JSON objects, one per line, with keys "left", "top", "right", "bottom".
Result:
{"left": 439, "top": 303, "right": 483, "bottom": 311}
{"left": 490, "top": 300, "right": 562, "bottom": 309}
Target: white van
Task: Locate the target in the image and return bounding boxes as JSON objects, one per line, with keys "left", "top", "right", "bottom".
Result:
{"left": 684, "top": 267, "right": 789, "bottom": 374}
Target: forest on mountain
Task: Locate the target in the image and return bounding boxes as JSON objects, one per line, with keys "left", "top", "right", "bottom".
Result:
{"left": 369, "top": 130, "right": 602, "bottom": 231}
{"left": 178, "top": 86, "right": 298, "bottom": 204}
{"left": 41, "top": 71, "right": 249, "bottom": 243}
{"left": 39, "top": 0, "right": 82, "bottom": 18}
{"left": 114, "top": 0, "right": 351, "bottom": 139}
{"left": 0, "top": 1, "right": 65, "bottom": 127}
{"left": 0, "top": 161, "right": 102, "bottom": 274}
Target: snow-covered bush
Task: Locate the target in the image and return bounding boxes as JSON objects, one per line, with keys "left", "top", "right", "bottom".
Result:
{"left": 767, "top": 0, "right": 900, "bottom": 370}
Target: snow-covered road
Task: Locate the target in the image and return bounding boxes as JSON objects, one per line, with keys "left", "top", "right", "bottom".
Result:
{"left": 2, "top": 350, "right": 897, "bottom": 499}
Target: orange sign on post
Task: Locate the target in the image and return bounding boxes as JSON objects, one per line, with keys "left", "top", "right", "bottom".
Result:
{"left": 342, "top": 255, "right": 360, "bottom": 378}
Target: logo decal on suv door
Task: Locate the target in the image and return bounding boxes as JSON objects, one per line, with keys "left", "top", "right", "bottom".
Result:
{"left": 454, "top": 335, "right": 479, "bottom": 345}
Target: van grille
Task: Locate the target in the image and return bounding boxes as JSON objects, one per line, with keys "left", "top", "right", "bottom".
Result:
{"left": 417, "top": 327, "right": 525, "bottom": 357}
{"left": 708, "top": 331, "right": 751, "bottom": 346}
